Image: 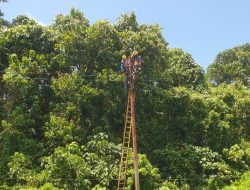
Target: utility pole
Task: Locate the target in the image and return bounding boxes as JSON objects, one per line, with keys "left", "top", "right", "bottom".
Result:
{"left": 117, "top": 52, "right": 141, "bottom": 190}
{"left": 130, "top": 89, "right": 140, "bottom": 190}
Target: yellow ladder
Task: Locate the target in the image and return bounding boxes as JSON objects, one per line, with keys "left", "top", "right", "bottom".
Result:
{"left": 117, "top": 93, "right": 132, "bottom": 190}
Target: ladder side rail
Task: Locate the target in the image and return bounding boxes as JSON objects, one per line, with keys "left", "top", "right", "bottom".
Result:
{"left": 117, "top": 93, "right": 132, "bottom": 189}
{"left": 122, "top": 120, "right": 132, "bottom": 189}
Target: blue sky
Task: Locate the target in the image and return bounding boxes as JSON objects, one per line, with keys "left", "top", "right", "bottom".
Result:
{"left": 1, "top": 0, "right": 250, "bottom": 69}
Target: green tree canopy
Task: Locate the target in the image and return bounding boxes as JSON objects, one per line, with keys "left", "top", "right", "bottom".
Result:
{"left": 165, "top": 48, "right": 205, "bottom": 89}
{"left": 0, "top": 8, "right": 250, "bottom": 190}
{"left": 207, "top": 43, "right": 250, "bottom": 86}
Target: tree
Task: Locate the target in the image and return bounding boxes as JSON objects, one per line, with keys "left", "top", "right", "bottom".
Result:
{"left": 207, "top": 43, "right": 250, "bottom": 86}
{"left": 6, "top": 134, "right": 119, "bottom": 190}
{"left": 0, "top": 18, "right": 55, "bottom": 71}
{"left": 84, "top": 20, "right": 122, "bottom": 73}
{"left": 165, "top": 48, "right": 205, "bottom": 89}
{"left": 203, "top": 84, "right": 250, "bottom": 152}
{"left": 12, "top": 15, "right": 37, "bottom": 26}
{"left": 115, "top": 12, "right": 139, "bottom": 32}
{"left": 1, "top": 8, "right": 250, "bottom": 190}
{"left": 223, "top": 171, "right": 250, "bottom": 190}
{"left": 0, "top": 51, "right": 51, "bottom": 182}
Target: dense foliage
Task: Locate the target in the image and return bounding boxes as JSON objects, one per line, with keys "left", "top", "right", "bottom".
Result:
{"left": 207, "top": 43, "right": 250, "bottom": 86}
{"left": 0, "top": 9, "right": 250, "bottom": 189}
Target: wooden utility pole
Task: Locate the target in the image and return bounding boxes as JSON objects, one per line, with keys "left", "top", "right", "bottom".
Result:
{"left": 117, "top": 53, "right": 141, "bottom": 190}
{"left": 130, "top": 89, "right": 140, "bottom": 190}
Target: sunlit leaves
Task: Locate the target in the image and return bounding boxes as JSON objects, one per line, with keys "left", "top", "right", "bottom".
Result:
{"left": 115, "top": 12, "right": 139, "bottom": 32}
{"left": 165, "top": 48, "right": 205, "bottom": 89}
{"left": 207, "top": 43, "right": 250, "bottom": 86}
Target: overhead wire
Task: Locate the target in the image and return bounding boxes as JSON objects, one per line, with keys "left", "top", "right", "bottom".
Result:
{"left": 0, "top": 177, "right": 209, "bottom": 182}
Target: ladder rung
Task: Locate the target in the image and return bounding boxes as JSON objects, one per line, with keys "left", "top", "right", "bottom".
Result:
{"left": 118, "top": 95, "right": 134, "bottom": 189}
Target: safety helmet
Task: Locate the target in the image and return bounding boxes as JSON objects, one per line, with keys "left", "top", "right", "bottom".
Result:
{"left": 122, "top": 55, "right": 127, "bottom": 59}
{"left": 133, "top": 50, "right": 138, "bottom": 56}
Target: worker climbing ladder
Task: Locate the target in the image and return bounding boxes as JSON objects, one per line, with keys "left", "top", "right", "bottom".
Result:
{"left": 117, "top": 50, "right": 141, "bottom": 190}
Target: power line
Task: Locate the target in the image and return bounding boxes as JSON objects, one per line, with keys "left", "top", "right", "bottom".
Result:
{"left": 0, "top": 177, "right": 209, "bottom": 182}
{"left": 0, "top": 70, "right": 116, "bottom": 76}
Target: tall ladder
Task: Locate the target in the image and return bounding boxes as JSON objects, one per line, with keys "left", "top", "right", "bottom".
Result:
{"left": 117, "top": 92, "right": 132, "bottom": 190}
